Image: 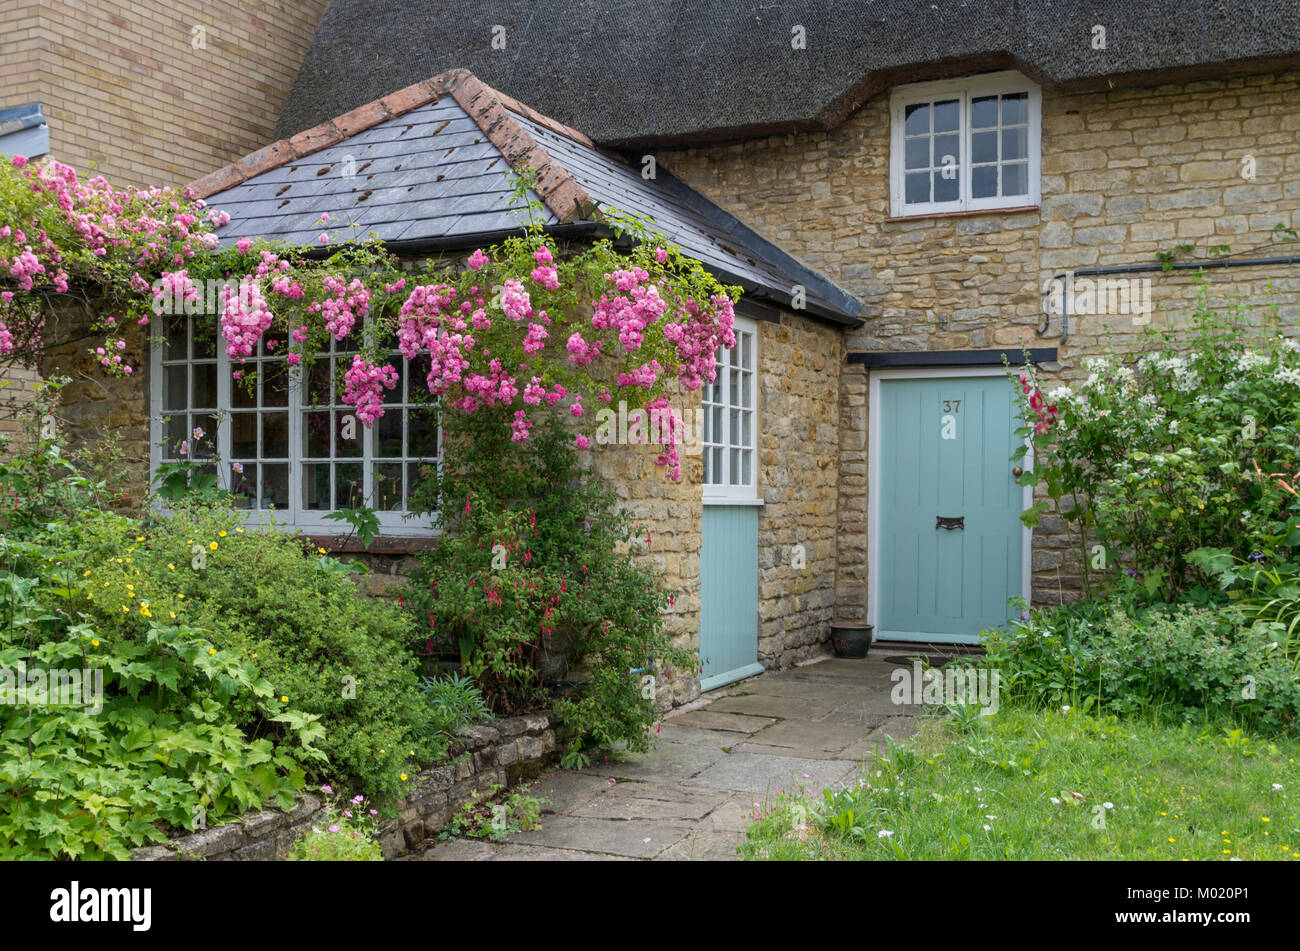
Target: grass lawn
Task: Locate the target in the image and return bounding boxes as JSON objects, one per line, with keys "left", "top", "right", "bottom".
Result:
{"left": 741, "top": 707, "right": 1300, "bottom": 860}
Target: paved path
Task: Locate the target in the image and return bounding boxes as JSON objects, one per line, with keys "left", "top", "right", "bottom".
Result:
{"left": 419, "top": 655, "right": 918, "bottom": 861}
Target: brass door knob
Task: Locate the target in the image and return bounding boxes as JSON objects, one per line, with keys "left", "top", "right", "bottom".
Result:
{"left": 1012, "top": 466, "right": 1023, "bottom": 478}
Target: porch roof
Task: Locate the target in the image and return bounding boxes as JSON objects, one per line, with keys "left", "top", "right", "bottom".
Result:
{"left": 192, "top": 70, "right": 862, "bottom": 325}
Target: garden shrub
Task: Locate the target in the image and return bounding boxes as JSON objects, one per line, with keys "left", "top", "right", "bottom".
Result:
{"left": 1014, "top": 280, "right": 1300, "bottom": 600}
{"left": 76, "top": 498, "right": 453, "bottom": 805}
{"left": 0, "top": 398, "right": 323, "bottom": 859}
{"left": 983, "top": 595, "right": 1299, "bottom": 734}
{"left": 404, "top": 408, "right": 693, "bottom": 767}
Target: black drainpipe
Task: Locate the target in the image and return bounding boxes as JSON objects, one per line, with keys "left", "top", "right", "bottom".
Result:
{"left": 1037, "top": 254, "right": 1300, "bottom": 346}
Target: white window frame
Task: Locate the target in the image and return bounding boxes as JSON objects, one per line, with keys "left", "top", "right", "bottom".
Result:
{"left": 701, "top": 315, "right": 758, "bottom": 502}
{"left": 889, "top": 71, "right": 1041, "bottom": 218}
{"left": 148, "top": 317, "right": 440, "bottom": 537}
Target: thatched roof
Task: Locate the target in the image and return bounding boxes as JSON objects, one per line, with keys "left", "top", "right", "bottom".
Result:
{"left": 276, "top": 0, "right": 1300, "bottom": 147}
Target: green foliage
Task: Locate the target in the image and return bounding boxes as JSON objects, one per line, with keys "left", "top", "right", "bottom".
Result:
{"left": 1012, "top": 278, "right": 1300, "bottom": 600}
{"left": 981, "top": 597, "right": 1299, "bottom": 734}
{"left": 440, "top": 783, "right": 545, "bottom": 842}
{"left": 0, "top": 405, "right": 321, "bottom": 859}
{"left": 289, "top": 787, "right": 382, "bottom": 861}
{"left": 99, "top": 499, "right": 442, "bottom": 805}
{"left": 404, "top": 408, "right": 694, "bottom": 763}
{"left": 322, "top": 506, "right": 382, "bottom": 548}
{"left": 742, "top": 708, "right": 1300, "bottom": 861}
{"left": 421, "top": 672, "right": 491, "bottom": 729}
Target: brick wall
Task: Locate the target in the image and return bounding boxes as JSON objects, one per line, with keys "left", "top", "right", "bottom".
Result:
{"left": 0, "top": 0, "right": 328, "bottom": 188}
{"left": 659, "top": 68, "right": 1300, "bottom": 614}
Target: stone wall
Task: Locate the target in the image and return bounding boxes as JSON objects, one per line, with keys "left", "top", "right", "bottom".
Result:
{"left": 1, "top": 0, "right": 329, "bottom": 188}
{"left": 132, "top": 713, "right": 560, "bottom": 860}
{"left": 755, "top": 311, "right": 841, "bottom": 666}
{"left": 658, "top": 68, "right": 1300, "bottom": 613}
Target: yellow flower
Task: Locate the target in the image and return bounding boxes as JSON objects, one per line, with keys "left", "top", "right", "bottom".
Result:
{"left": 121, "top": 606, "right": 127, "bottom": 613}
{"left": 1168, "top": 837, "right": 1176, "bottom": 843}
{"left": 218, "top": 531, "right": 227, "bottom": 537}
{"left": 169, "top": 611, "right": 175, "bottom": 619}
{"left": 177, "top": 594, "right": 184, "bottom": 600}
{"left": 209, "top": 542, "right": 218, "bottom": 551}
{"left": 280, "top": 695, "right": 288, "bottom": 702}
{"left": 400, "top": 773, "right": 408, "bottom": 781}
{"left": 168, "top": 563, "right": 175, "bottom": 570}
{"left": 236, "top": 527, "right": 244, "bottom": 533}
{"left": 136, "top": 536, "right": 144, "bottom": 542}
{"left": 91, "top": 639, "right": 99, "bottom": 647}
{"left": 208, "top": 648, "right": 216, "bottom": 654}
{"left": 86, "top": 593, "right": 92, "bottom": 599}
{"left": 83, "top": 570, "right": 91, "bottom": 577}
{"left": 140, "top": 604, "right": 152, "bottom": 617}
{"left": 1262, "top": 817, "right": 1271, "bottom": 822}
{"left": 252, "top": 652, "right": 258, "bottom": 658}
{"left": 318, "top": 547, "right": 327, "bottom": 555}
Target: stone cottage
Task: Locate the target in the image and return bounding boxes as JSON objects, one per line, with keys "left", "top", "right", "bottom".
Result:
{"left": 49, "top": 1, "right": 1300, "bottom": 706}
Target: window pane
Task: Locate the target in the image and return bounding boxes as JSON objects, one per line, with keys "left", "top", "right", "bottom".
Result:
{"left": 409, "top": 409, "right": 439, "bottom": 458}
{"left": 263, "top": 362, "right": 289, "bottom": 407}
{"left": 741, "top": 411, "right": 751, "bottom": 447}
{"left": 1002, "top": 92, "right": 1028, "bottom": 126}
{"left": 408, "top": 462, "right": 432, "bottom": 506}
{"left": 306, "top": 359, "right": 333, "bottom": 406}
{"left": 711, "top": 446, "right": 722, "bottom": 483}
{"left": 192, "top": 414, "right": 219, "bottom": 458}
{"left": 377, "top": 409, "right": 403, "bottom": 457}
{"left": 933, "top": 133, "right": 959, "bottom": 171}
{"left": 230, "top": 412, "right": 257, "bottom": 458}
{"left": 232, "top": 375, "right": 256, "bottom": 409}
{"left": 164, "top": 364, "right": 187, "bottom": 410}
{"left": 335, "top": 410, "right": 362, "bottom": 458}
{"left": 303, "top": 463, "right": 331, "bottom": 510}
{"left": 192, "top": 318, "right": 217, "bottom": 359}
{"left": 373, "top": 463, "right": 403, "bottom": 510}
{"left": 1003, "top": 162, "right": 1029, "bottom": 196}
{"left": 741, "top": 372, "right": 751, "bottom": 410}
{"left": 262, "top": 412, "right": 289, "bottom": 458}
{"left": 971, "top": 130, "right": 997, "bottom": 165}
{"left": 335, "top": 464, "right": 363, "bottom": 509}
{"left": 903, "top": 102, "right": 929, "bottom": 136}
{"left": 383, "top": 357, "right": 404, "bottom": 404}
{"left": 729, "top": 447, "right": 740, "bottom": 485}
{"left": 1002, "top": 126, "right": 1027, "bottom": 161}
{"left": 904, "top": 136, "right": 929, "bottom": 170}
{"left": 933, "top": 99, "right": 959, "bottom": 133}
{"left": 933, "top": 170, "right": 959, "bottom": 203}
{"left": 972, "top": 164, "right": 998, "bottom": 198}
{"left": 165, "top": 415, "right": 188, "bottom": 459}
{"left": 231, "top": 463, "right": 256, "bottom": 509}
{"left": 165, "top": 316, "right": 187, "bottom": 358}
{"left": 303, "top": 411, "right": 330, "bottom": 457}
{"left": 970, "top": 95, "right": 998, "bottom": 129}
{"left": 741, "top": 450, "right": 751, "bottom": 487}
{"left": 905, "top": 171, "right": 930, "bottom": 204}
{"left": 192, "top": 362, "right": 217, "bottom": 409}
{"left": 261, "top": 463, "right": 289, "bottom": 510}
{"left": 741, "top": 333, "right": 752, "bottom": 370}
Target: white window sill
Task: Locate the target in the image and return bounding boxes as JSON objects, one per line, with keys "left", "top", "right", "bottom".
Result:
{"left": 702, "top": 496, "right": 764, "bottom": 507}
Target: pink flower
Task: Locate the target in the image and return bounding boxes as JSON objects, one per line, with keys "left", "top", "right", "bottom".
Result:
{"left": 654, "top": 247, "right": 668, "bottom": 264}
{"left": 10, "top": 155, "right": 27, "bottom": 168}
{"left": 318, "top": 232, "right": 329, "bottom": 245}
{"left": 533, "top": 245, "right": 554, "bottom": 266}
{"left": 235, "top": 237, "right": 252, "bottom": 254}
{"left": 287, "top": 353, "right": 301, "bottom": 366}
{"left": 467, "top": 248, "right": 488, "bottom": 270}
{"left": 575, "top": 435, "right": 590, "bottom": 450}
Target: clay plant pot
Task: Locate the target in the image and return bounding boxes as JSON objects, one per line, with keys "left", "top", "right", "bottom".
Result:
{"left": 830, "top": 624, "right": 873, "bottom": 658}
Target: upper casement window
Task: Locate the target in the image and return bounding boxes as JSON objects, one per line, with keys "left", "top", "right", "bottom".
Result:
{"left": 888, "top": 72, "right": 1042, "bottom": 218}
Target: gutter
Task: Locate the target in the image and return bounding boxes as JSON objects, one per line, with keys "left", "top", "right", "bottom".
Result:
{"left": 1038, "top": 254, "right": 1300, "bottom": 346}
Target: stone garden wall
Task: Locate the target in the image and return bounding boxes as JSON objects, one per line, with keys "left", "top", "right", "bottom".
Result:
{"left": 131, "top": 713, "right": 560, "bottom": 860}
{"left": 659, "top": 67, "right": 1300, "bottom": 611}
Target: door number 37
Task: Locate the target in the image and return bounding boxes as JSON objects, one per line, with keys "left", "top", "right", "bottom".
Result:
{"left": 942, "top": 399, "right": 962, "bottom": 413}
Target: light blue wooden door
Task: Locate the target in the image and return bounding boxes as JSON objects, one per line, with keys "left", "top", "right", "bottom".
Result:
{"left": 699, "top": 505, "right": 763, "bottom": 690}
{"left": 877, "top": 375, "right": 1023, "bottom": 643}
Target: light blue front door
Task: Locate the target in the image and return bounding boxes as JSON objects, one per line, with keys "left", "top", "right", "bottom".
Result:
{"left": 699, "top": 504, "right": 763, "bottom": 690}
{"left": 876, "top": 375, "right": 1024, "bottom": 643}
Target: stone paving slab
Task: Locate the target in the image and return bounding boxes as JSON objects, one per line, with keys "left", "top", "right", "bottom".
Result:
{"left": 669, "top": 710, "right": 776, "bottom": 734}
{"left": 705, "top": 693, "right": 838, "bottom": 721}
{"left": 569, "top": 781, "right": 730, "bottom": 822}
{"left": 509, "top": 816, "right": 692, "bottom": 858}
{"left": 685, "top": 751, "right": 857, "bottom": 793}
{"left": 416, "top": 656, "right": 916, "bottom": 861}
{"left": 655, "top": 830, "right": 745, "bottom": 861}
